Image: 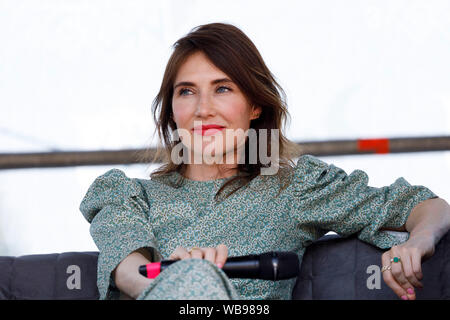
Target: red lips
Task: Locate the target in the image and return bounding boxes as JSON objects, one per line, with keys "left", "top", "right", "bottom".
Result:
{"left": 193, "top": 124, "right": 225, "bottom": 130}
{"left": 192, "top": 124, "right": 225, "bottom": 136}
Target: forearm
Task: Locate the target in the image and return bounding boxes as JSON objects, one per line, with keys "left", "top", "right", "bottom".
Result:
{"left": 113, "top": 249, "right": 154, "bottom": 299}
{"left": 406, "top": 197, "right": 450, "bottom": 244}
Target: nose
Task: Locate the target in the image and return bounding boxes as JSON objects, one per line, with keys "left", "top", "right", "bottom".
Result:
{"left": 194, "top": 93, "right": 216, "bottom": 118}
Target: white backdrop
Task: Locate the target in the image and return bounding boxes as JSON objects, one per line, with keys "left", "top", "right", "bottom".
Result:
{"left": 0, "top": 0, "right": 449, "bottom": 255}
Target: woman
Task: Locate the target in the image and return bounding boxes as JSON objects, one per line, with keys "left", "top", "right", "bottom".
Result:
{"left": 80, "top": 22, "right": 450, "bottom": 301}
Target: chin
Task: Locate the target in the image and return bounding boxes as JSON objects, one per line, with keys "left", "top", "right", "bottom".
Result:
{"left": 191, "top": 148, "right": 237, "bottom": 163}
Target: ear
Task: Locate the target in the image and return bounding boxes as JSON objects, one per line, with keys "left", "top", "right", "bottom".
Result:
{"left": 251, "top": 106, "right": 262, "bottom": 120}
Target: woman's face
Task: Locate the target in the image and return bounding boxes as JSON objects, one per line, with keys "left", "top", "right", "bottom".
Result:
{"left": 172, "top": 51, "right": 261, "bottom": 162}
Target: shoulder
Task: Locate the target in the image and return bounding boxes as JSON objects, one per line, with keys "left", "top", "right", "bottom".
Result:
{"left": 292, "top": 154, "right": 332, "bottom": 183}
{"left": 295, "top": 154, "right": 329, "bottom": 172}
{"left": 79, "top": 169, "right": 150, "bottom": 223}
{"left": 84, "top": 168, "right": 145, "bottom": 197}
{"left": 281, "top": 154, "right": 350, "bottom": 195}
{"left": 248, "top": 155, "right": 331, "bottom": 196}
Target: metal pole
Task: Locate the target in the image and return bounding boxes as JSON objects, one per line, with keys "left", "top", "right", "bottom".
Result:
{"left": 0, "top": 135, "right": 449, "bottom": 170}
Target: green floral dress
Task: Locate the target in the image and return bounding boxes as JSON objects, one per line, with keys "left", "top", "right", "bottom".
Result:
{"left": 79, "top": 154, "right": 438, "bottom": 300}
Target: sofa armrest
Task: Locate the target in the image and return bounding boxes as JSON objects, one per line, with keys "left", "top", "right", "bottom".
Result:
{"left": 0, "top": 251, "right": 99, "bottom": 300}
{"left": 293, "top": 230, "right": 450, "bottom": 299}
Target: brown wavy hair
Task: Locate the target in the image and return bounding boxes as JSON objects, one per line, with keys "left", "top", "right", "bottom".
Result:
{"left": 142, "top": 22, "right": 303, "bottom": 201}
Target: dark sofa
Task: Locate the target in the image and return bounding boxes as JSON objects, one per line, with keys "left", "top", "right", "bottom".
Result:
{"left": 0, "top": 231, "right": 448, "bottom": 300}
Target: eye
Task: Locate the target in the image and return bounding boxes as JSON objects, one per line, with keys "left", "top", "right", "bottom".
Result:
{"left": 178, "top": 88, "right": 192, "bottom": 96}
{"left": 178, "top": 86, "right": 231, "bottom": 96}
{"left": 217, "top": 86, "right": 231, "bottom": 93}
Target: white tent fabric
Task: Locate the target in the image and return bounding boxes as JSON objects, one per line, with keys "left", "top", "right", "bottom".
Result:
{"left": 0, "top": 0, "right": 449, "bottom": 255}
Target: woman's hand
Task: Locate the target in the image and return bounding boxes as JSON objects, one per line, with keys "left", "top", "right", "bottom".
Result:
{"left": 168, "top": 244, "right": 229, "bottom": 269}
{"left": 381, "top": 234, "right": 435, "bottom": 300}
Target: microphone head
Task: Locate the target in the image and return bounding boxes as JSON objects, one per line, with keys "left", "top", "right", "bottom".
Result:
{"left": 259, "top": 251, "right": 300, "bottom": 280}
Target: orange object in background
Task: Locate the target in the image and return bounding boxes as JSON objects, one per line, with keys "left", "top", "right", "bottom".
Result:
{"left": 357, "top": 138, "right": 390, "bottom": 154}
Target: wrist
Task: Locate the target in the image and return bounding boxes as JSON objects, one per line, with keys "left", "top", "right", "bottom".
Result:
{"left": 408, "top": 228, "right": 436, "bottom": 245}
{"left": 406, "top": 197, "right": 450, "bottom": 246}
{"left": 130, "top": 277, "right": 153, "bottom": 299}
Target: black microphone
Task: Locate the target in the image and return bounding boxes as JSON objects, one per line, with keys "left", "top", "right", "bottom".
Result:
{"left": 139, "top": 251, "right": 299, "bottom": 281}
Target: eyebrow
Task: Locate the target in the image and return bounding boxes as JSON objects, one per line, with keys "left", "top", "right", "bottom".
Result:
{"left": 173, "top": 78, "right": 234, "bottom": 90}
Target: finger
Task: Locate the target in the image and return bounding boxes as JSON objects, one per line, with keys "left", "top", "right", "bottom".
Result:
{"left": 396, "top": 253, "right": 418, "bottom": 300}
{"left": 203, "top": 247, "right": 217, "bottom": 264}
{"left": 391, "top": 246, "right": 413, "bottom": 291}
{"left": 411, "top": 250, "right": 424, "bottom": 283}
{"left": 169, "top": 247, "right": 190, "bottom": 260}
{"left": 190, "top": 247, "right": 204, "bottom": 259}
{"left": 381, "top": 251, "right": 408, "bottom": 300}
{"left": 391, "top": 246, "right": 416, "bottom": 300}
{"left": 401, "top": 251, "right": 423, "bottom": 290}
{"left": 215, "top": 244, "right": 228, "bottom": 268}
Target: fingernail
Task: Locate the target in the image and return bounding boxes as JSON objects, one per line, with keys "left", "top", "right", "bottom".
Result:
{"left": 216, "top": 263, "right": 223, "bottom": 269}
{"left": 407, "top": 288, "right": 414, "bottom": 295}
{"left": 401, "top": 295, "right": 408, "bottom": 300}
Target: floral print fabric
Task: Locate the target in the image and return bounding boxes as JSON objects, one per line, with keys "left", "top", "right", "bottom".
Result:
{"left": 79, "top": 154, "right": 438, "bottom": 300}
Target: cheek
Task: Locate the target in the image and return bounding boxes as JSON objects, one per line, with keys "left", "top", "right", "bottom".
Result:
{"left": 221, "top": 101, "right": 252, "bottom": 128}
{"left": 172, "top": 103, "right": 190, "bottom": 125}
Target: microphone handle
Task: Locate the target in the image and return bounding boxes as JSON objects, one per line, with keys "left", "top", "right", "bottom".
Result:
{"left": 221, "top": 255, "right": 260, "bottom": 279}
{"left": 157, "top": 255, "right": 261, "bottom": 279}
{"left": 139, "top": 252, "right": 298, "bottom": 280}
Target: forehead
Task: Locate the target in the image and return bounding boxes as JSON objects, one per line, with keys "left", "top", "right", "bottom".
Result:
{"left": 175, "top": 51, "right": 227, "bottom": 81}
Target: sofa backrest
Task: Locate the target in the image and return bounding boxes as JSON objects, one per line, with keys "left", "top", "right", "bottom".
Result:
{"left": 0, "top": 232, "right": 448, "bottom": 300}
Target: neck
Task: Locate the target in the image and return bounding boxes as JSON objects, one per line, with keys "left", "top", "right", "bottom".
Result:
{"left": 183, "top": 147, "right": 244, "bottom": 181}
{"left": 180, "top": 142, "right": 248, "bottom": 181}
{"left": 183, "top": 163, "right": 238, "bottom": 181}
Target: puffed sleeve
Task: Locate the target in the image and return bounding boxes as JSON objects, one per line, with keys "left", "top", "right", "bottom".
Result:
{"left": 79, "top": 169, "right": 159, "bottom": 300}
{"left": 290, "top": 155, "right": 439, "bottom": 249}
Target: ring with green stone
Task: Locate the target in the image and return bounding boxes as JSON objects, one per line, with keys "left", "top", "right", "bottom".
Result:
{"left": 390, "top": 257, "right": 401, "bottom": 263}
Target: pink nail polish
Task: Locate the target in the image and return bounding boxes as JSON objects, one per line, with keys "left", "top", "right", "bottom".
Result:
{"left": 407, "top": 288, "right": 414, "bottom": 295}
{"left": 216, "top": 263, "right": 223, "bottom": 269}
{"left": 401, "top": 295, "right": 408, "bottom": 300}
